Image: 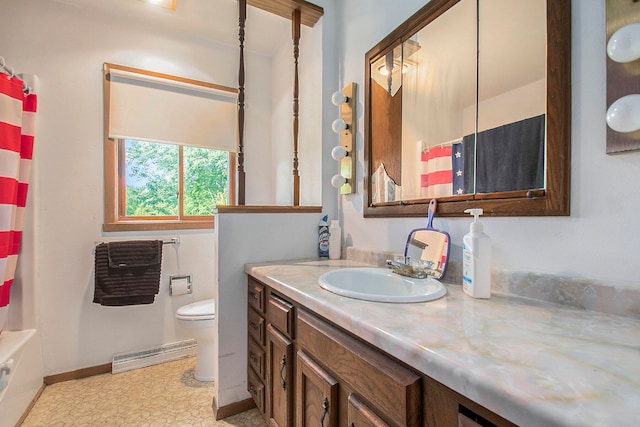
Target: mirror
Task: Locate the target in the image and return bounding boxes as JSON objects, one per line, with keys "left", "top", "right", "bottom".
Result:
{"left": 404, "top": 230, "right": 450, "bottom": 279}
{"left": 364, "top": 0, "right": 571, "bottom": 217}
{"left": 403, "top": 200, "right": 450, "bottom": 280}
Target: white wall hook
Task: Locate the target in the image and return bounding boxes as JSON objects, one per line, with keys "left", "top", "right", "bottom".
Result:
{"left": 606, "top": 94, "right": 640, "bottom": 133}
{"left": 607, "top": 23, "right": 640, "bottom": 63}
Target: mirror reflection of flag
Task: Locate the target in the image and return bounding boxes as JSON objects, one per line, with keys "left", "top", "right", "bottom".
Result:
{"left": 420, "top": 139, "right": 464, "bottom": 197}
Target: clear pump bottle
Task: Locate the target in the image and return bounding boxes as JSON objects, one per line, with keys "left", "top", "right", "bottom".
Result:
{"left": 328, "top": 220, "right": 341, "bottom": 260}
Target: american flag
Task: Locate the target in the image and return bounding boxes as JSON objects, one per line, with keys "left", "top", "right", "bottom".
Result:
{"left": 451, "top": 141, "right": 464, "bottom": 195}
{"left": 420, "top": 140, "right": 464, "bottom": 198}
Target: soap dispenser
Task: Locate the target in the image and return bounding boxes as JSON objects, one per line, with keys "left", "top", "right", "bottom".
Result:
{"left": 462, "top": 208, "right": 491, "bottom": 298}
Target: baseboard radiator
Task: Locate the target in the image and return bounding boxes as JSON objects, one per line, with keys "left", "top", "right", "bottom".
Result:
{"left": 112, "top": 339, "right": 197, "bottom": 374}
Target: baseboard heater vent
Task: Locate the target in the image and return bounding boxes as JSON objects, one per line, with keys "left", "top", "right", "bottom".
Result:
{"left": 112, "top": 339, "right": 197, "bottom": 374}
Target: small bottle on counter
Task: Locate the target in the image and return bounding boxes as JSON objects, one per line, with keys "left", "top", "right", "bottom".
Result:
{"left": 462, "top": 208, "right": 491, "bottom": 298}
{"left": 318, "top": 215, "right": 329, "bottom": 258}
{"left": 328, "top": 220, "right": 342, "bottom": 260}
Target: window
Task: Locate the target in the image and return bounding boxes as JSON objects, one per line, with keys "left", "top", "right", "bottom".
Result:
{"left": 103, "top": 63, "right": 238, "bottom": 231}
{"left": 119, "top": 138, "right": 234, "bottom": 218}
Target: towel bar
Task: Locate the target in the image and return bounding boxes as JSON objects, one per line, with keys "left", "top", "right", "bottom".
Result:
{"left": 94, "top": 237, "right": 180, "bottom": 250}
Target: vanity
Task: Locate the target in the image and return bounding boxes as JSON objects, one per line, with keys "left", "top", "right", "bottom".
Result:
{"left": 245, "top": 259, "right": 640, "bottom": 427}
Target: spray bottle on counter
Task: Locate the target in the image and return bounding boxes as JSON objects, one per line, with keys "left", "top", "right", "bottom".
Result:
{"left": 318, "top": 215, "right": 329, "bottom": 258}
{"left": 462, "top": 208, "right": 491, "bottom": 298}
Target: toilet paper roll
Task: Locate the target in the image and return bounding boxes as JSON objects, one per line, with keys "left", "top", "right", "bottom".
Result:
{"left": 170, "top": 277, "right": 191, "bottom": 296}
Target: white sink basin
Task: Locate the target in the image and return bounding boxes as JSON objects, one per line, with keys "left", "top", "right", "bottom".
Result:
{"left": 318, "top": 267, "right": 446, "bottom": 303}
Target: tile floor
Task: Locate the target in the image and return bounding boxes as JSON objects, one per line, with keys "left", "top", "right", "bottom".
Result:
{"left": 21, "top": 357, "right": 266, "bottom": 427}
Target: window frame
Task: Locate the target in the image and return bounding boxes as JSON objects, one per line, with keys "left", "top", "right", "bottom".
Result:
{"left": 103, "top": 63, "right": 238, "bottom": 232}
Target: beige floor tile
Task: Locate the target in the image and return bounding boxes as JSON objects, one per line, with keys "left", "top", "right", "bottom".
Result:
{"left": 21, "top": 357, "right": 266, "bottom": 427}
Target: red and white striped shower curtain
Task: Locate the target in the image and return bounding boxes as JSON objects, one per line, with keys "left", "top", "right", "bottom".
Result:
{"left": 0, "top": 74, "right": 37, "bottom": 307}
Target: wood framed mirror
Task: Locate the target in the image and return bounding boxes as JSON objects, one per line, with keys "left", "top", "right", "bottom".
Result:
{"left": 364, "top": 0, "right": 570, "bottom": 217}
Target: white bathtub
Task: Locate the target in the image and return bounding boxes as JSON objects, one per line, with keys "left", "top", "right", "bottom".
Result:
{"left": 0, "top": 329, "right": 43, "bottom": 427}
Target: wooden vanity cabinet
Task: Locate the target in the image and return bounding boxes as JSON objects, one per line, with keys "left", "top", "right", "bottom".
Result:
{"left": 267, "top": 324, "right": 293, "bottom": 426}
{"left": 247, "top": 276, "right": 296, "bottom": 426}
{"left": 247, "top": 277, "right": 267, "bottom": 416}
{"left": 247, "top": 276, "right": 517, "bottom": 427}
{"left": 296, "top": 308, "right": 422, "bottom": 427}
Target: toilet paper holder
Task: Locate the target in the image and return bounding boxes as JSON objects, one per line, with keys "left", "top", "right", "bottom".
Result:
{"left": 169, "top": 274, "right": 193, "bottom": 296}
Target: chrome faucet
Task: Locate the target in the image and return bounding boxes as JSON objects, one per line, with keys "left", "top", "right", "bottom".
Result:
{"left": 386, "top": 256, "right": 433, "bottom": 279}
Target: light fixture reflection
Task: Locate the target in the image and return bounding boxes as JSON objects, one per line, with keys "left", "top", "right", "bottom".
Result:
{"left": 141, "top": 0, "right": 176, "bottom": 9}
{"left": 377, "top": 63, "right": 408, "bottom": 76}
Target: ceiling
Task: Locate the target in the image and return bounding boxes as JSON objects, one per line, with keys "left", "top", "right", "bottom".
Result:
{"left": 50, "top": 0, "right": 292, "bottom": 56}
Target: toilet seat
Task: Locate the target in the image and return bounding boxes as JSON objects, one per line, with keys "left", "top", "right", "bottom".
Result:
{"left": 176, "top": 299, "right": 215, "bottom": 321}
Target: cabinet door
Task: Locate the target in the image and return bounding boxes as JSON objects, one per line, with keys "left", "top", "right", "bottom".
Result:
{"left": 297, "top": 309, "right": 422, "bottom": 426}
{"left": 347, "top": 393, "right": 391, "bottom": 427}
{"left": 268, "top": 324, "right": 293, "bottom": 427}
{"left": 296, "top": 350, "right": 338, "bottom": 427}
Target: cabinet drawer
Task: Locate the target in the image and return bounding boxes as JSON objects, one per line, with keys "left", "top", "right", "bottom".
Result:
{"left": 348, "top": 393, "right": 391, "bottom": 427}
{"left": 297, "top": 309, "right": 422, "bottom": 427}
{"left": 247, "top": 367, "right": 265, "bottom": 415}
{"left": 458, "top": 413, "right": 484, "bottom": 427}
{"left": 248, "top": 308, "right": 265, "bottom": 346}
{"left": 248, "top": 278, "right": 266, "bottom": 314}
{"left": 248, "top": 336, "right": 265, "bottom": 380}
{"left": 268, "top": 293, "right": 294, "bottom": 339}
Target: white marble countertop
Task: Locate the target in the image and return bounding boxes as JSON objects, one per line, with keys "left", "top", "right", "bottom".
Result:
{"left": 245, "top": 259, "right": 640, "bottom": 427}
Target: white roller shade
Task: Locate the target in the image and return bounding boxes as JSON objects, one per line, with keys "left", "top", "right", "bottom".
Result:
{"left": 108, "top": 68, "right": 237, "bottom": 151}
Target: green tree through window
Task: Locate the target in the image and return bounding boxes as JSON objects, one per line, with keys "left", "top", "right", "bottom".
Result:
{"left": 123, "top": 139, "right": 229, "bottom": 218}
{"left": 183, "top": 146, "right": 229, "bottom": 215}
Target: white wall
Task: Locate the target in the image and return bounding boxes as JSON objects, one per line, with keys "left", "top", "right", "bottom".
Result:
{"left": 270, "top": 18, "right": 324, "bottom": 206}
{"left": 338, "top": 0, "right": 640, "bottom": 288}
{"left": 214, "top": 212, "right": 319, "bottom": 408}
{"left": 0, "top": 0, "right": 275, "bottom": 374}
{"left": 463, "top": 79, "right": 546, "bottom": 135}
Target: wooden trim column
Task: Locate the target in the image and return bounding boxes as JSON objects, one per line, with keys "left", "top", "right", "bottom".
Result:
{"left": 237, "top": 0, "right": 247, "bottom": 205}
{"left": 292, "top": 8, "right": 301, "bottom": 206}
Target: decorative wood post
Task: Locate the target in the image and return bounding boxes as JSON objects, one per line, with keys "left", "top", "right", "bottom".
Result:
{"left": 241, "top": 0, "right": 323, "bottom": 207}
{"left": 292, "top": 8, "right": 301, "bottom": 206}
{"left": 237, "top": 0, "right": 247, "bottom": 205}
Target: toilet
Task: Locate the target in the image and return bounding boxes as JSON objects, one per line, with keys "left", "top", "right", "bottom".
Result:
{"left": 176, "top": 299, "right": 215, "bottom": 382}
